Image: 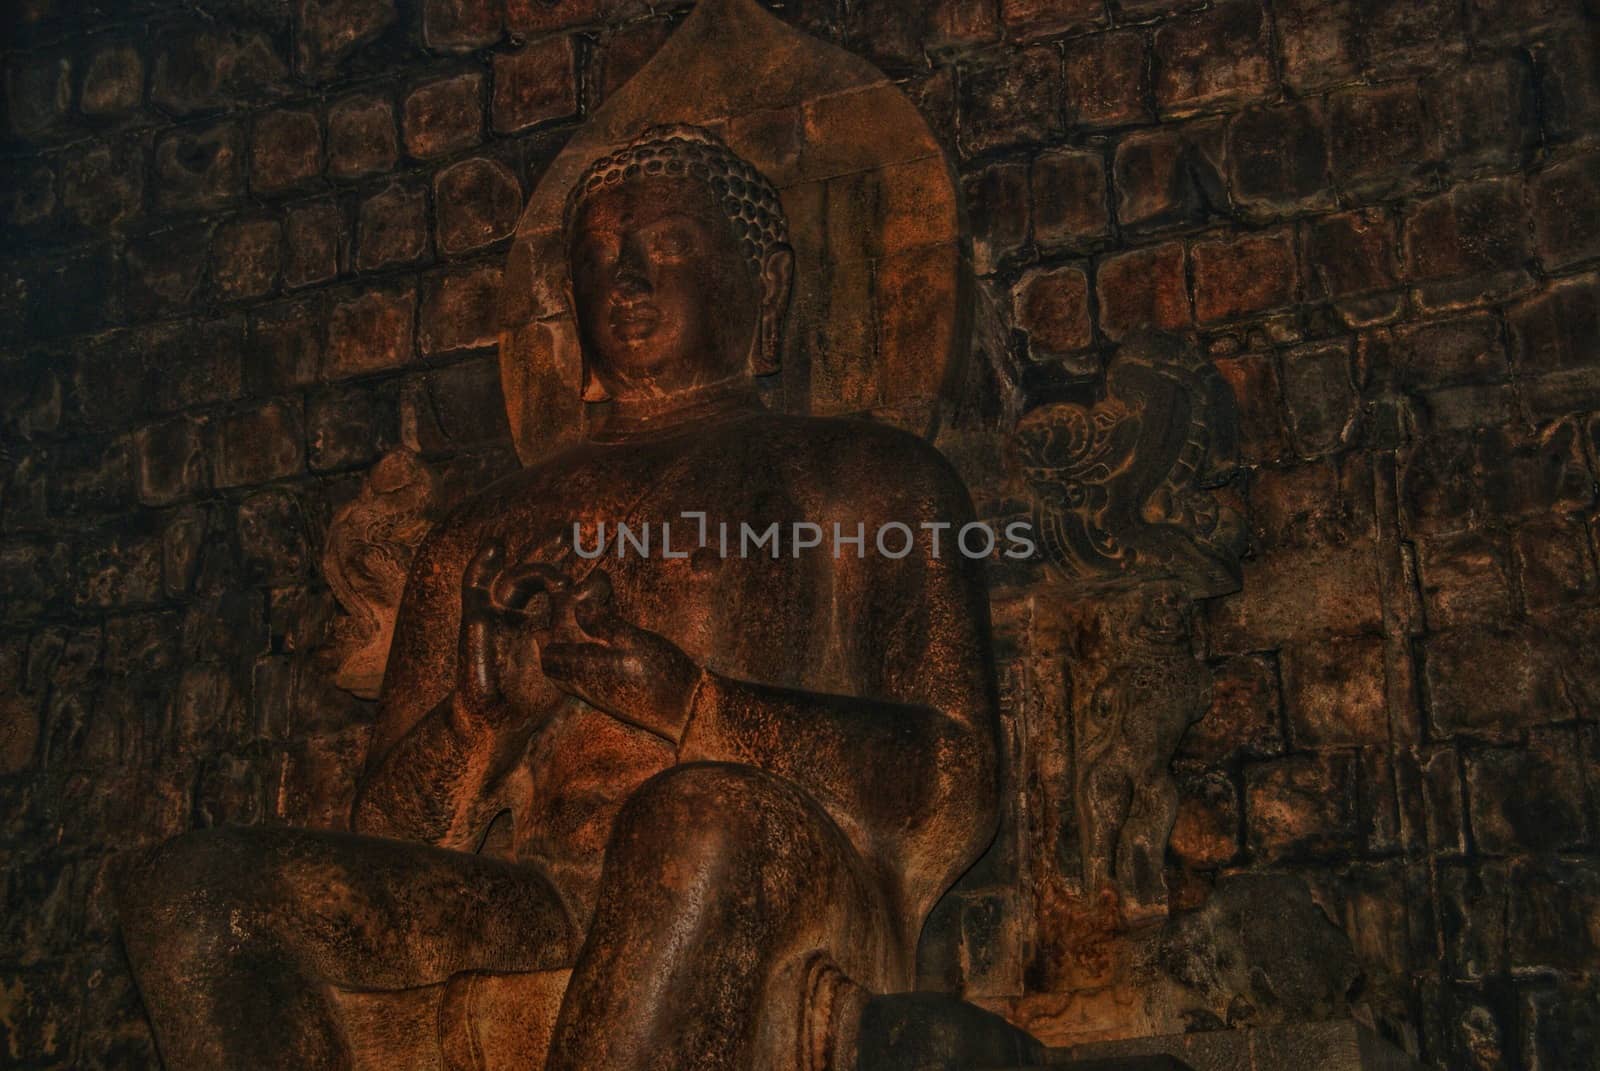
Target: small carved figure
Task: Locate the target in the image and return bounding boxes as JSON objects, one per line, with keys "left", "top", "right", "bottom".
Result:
{"left": 1069, "top": 583, "right": 1211, "bottom": 921}
{"left": 1012, "top": 333, "right": 1246, "bottom": 599}
{"left": 322, "top": 448, "right": 442, "bottom": 699}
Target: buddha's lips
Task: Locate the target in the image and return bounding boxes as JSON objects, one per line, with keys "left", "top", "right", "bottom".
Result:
{"left": 610, "top": 303, "right": 660, "bottom": 340}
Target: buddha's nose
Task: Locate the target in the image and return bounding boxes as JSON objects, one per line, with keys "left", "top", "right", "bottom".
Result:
{"left": 612, "top": 240, "right": 650, "bottom": 297}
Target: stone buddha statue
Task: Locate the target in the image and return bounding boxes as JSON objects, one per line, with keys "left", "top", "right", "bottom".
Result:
{"left": 118, "top": 127, "right": 1012, "bottom": 1070}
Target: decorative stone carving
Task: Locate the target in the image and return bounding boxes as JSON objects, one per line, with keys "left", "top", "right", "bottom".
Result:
{"left": 1067, "top": 583, "right": 1211, "bottom": 922}
{"left": 1011, "top": 332, "right": 1246, "bottom": 600}
{"left": 321, "top": 448, "right": 442, "bottom": 699}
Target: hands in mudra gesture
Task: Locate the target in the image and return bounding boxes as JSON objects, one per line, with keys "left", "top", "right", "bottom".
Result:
{"left": 457, "top": 539, "right": 702, "bottom": 743}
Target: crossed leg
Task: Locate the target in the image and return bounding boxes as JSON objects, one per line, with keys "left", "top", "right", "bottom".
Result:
{"left": 117, "top": 826, "right": 575, "bottom": 1071}
{"left": 547, "top": 761, "right": 895, "bottom": 1071}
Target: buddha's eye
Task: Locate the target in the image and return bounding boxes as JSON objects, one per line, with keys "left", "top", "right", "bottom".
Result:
{"left": 650, "top": 228, "right": 693, "bottom": 259}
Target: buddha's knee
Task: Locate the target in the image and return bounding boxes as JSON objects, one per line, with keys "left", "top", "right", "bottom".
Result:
{"left": 118, "top": 826, "right": 289, "bottom": 973}
{"left": 607, "top": 763, "right": 842, "bottom": 910}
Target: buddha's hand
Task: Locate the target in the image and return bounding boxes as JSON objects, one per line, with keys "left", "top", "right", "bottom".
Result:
{"left": 456, "top": 540, "right": 569, "bottom": 730}
{"left": 538, "top": 568, "right": 702, "bottom": 744}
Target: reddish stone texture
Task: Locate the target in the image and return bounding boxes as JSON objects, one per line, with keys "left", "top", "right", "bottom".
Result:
{"left": 505, "top": 0, "right": 641, "bottom": 35}
{"left": 1281, "top": 634, "right": 1389, "bottom": 747}
{"left": 60, "top": 141, "right": 143, "bottom": 230}
{"left": 1302, "top": 208, "right": 1398, "bottom": 300}
{"left": 154, "top": 123, "right": 245, "bottom": 213}
{"left": 1152, "top": 0, "right": 1273, "bottom": 117}
{"left": 999, "top": 0, "right": 1104, "bottom": 38}
{"left": 1063, "top": 29, "right": 1149, "bottom": 129}
{"left": 419, "top": 264, "right": 504, "bottom": 354}
{"left": 1030, "top": 148, "right": 1108, "bottom": 247}
{"left": 964, "top": 160, "right": 1029, "bottom": 274}
{"left": 356, "top": 182, "right": 429, "bottom": 271}
{"left": 150, "top": 30, "right": 287, "bottom": 116}
{"left": 1225, "top": 102, "right": 1330, "bottom": 217}
{"left": 403, "top": 73, "right": 483, "bottom": 159}
{"left": 1328, "top": 84, "right": 1436, "bottom": 199}
{"left": 79, "top": 44, "right": 143, "bottom": 116}
{"left": 491, "top": 37, "right": 579, "bottom": 136}
{"left": 211, "top": 218, "right": 283, "bottom": 300}
{"left": 1014, "top": 265, "right": 1092, "bottom": 362}
{"left": 296, "top": 0, "right": 398, "bottom": 78}
{"left": 1428, "top": 58, "right": 1537, "bottom": 175}
{"left": 213, "top": 399, "right": 304, "bottom": 488}
{"left": 423, "top": 0, "right": 503, "bottom": 52}
{"left": 958, "top": 47, "right": 1062, "bottom": 156}
{"left": 1272, "top": 0, "right": 1361, "bottom": 93}
{"left": 1509, "top": 275, "right": 1600, "bottom": 375}
{"left": 1417, "top": 530, "right": 1517, "bottom": 630}
{"left": 284, "top": 202, "right": 345, "bottom": 289}
{"left": 328, "top": 94, "right": 399, "bottom": 179}
{"left": 589, "top": 20, "right": 672, "bottom": 105}
{"left": 6, "top": 54, "right": 70, "bottom": 138}
{"left": 1531, "top": 33, "right": 1600, "bottom": 146}
{"left": 1530, "top": 154, "right": 1600, "bottom": 270}
{"left": 1095, "top": 241, "right": 1189, "bottom": 339}
{"left": 1360, "top": 0, "right": 1466, "bottom": 80}
{"left": 1402, "top": 177, "right": 1531, "bottom": 283}
{"left": 1245, "top": 752, "right": 1360, "bottom": 862}
{"left": 1190, "top": 229, "right": 1297, "bottom": 323}
{"left": 1170, "top": 772, "right": 1240, "bottom": 869}
{"left": 1178, "top": 652, "right": 1284, "bottom": 762}
{"left": 325, "top": 286, "right": 416, "bottom": 379}
{"left": 250, "top": 109, "right": 323, "bottom": 195}
{"left": 434, "top": 157, "right": 522, "bottom": 255}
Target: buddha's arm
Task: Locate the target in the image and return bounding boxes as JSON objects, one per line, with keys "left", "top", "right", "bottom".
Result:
{"left": 351, "top": 525, "right": 530, "bottom": 850}
{"left": 677, "top": 483, "right": 1002, "bottom": 902}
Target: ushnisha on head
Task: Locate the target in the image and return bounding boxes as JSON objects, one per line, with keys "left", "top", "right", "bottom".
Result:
{"left": 563, "top": 125, "right": 795, "bottom": 402}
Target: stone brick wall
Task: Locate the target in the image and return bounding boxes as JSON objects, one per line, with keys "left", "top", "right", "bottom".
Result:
{"left": 1, "top": 0, "right": 1597, "bottom": 1067}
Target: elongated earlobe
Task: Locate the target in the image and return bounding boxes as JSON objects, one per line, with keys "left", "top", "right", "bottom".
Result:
{"left": 752, "top": 245, "right": 794, "bottom": 376}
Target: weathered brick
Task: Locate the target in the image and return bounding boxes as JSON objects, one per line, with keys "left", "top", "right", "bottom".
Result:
{"left": 48, "top": 436, "right": 136, "bottom": 519}
{"left": 1248, "top": 457, "right": 1375, "bottom": 550}
{"left": 403, "top": 73, "right": 483, "bottom": 159}
{"left": 1063, "top": 29, "right": 1148, "bottom": 129}
{"left": 1000, "top": 0, "right": 1103, "bottom": 37}
{"left": 958, "top": 47, "right": 1061, "bottom": 156}
{"left": 1272, "top": 0, "right": 1361, "bottom": 93}
{"left": 1282, "top": 634, "right": 1388, "bottom": 747}
{"left": 492, "top": 36, "right": 580, "bottom": 135}
{"left": 1014, "top": 265, "right": 1091, "bottom": 363}
{"left": 237, "top": 489, "right": 311, "bottom": 583}
{"left": 150, "top": 30, "right": 287, "bottom": 115}
{"left": 325, "top": 285, "right": 416, "bottom": 379}
{"left": 1509, "top": 857, "right": 1600, "bottom": 971}
{"left": 7, "top": 54, "right": 71, "bottom": 138}
{"left": 1170, "top": 771, "right": 1240, "bottom": 869}
{"left": 1245, "top": 752, "right": 1359, "bottom": 862}
{"left": 133, "top": 417, "right": 207, "bottom": 506}
{"left": 1470, "top": 0, "right": 1585, "bottom": 41}
{"left": 1476, "top": 421, "right": 1594, "bottom": 521}
{"left": 60, "top": 140, "right": 144, "bottom": 229}
{"left": 1467, "top": 732, "right": 1589, "bottom": 855}
{"left": 1420, "top": 749, "right": 1467, "bottom": 856}
{"left": 1191, "top": 229, "right": 1297, "bottom": 323}
{"left": 357, "top": 182, "right": 429, "bottom": 271}
{"left": 412, "top": 357, "right": 509, "bottom": 449}
{"left": 296, "top": 0, "right": 398, "bottom": 78}
{"left": 1095, "top": 241, "right": 1189, "bottom": 339}
{"left": 1152, "top": 0, "right": 1273, "bottom": 117}
{"left": 1532, "top": 31, "right": 1600, "bottom": 146}
{"left": 1329, "top": 83, "right": 1436, "bottom": 200}
{"left": 1357, "top": 0, "right": 1466, "bottom": 80}
{"left": 154, "top": 122, "right": 245, "bottom": 212}
{"left": 963, "top": 161, "right": 1029, "bottom": 275}
{"left": 434, "top": 156, "right": 521, "bottom": 255}
{"left": 2, "top": 160, "right": 56, "bottom": 230}
{"left": 1113, "top": 123, "right": 1227, "bottom": 232}
{"left": 1302, "top": 208, "right": 1398, "bottom": 300}
{"left": 1417, "top": 530, "right": 1516, "bottom": 630}
{"left": 1530, "top": 153, "right": 1600, "bottom": 271}
{"left": 75, "top": 526, "right": 164, "bottom": 609}
{"left": 1225, "top": 102, "right": 1330, "bottom": 217}
{"left": 213, "top": 398, "right": 304, "bottom": 487}
{"left": 283, "top": 201, "right": 345, "bottom": 289}
{"left": 307, "top": 385, "right": 394, "bottom": 472}
{"left": 1279, "top": 340, "right": 1355, "bottom": 457}
{"left": 243, "top": 308, "right": 320, "bottom": 406}
{"left": 1509, "top": 275, "right": 1600, "bottom": 374}
{"left": 251, "top": 109, "right": 323, "bottom": 195}
{"left": 1178, "top": 652, "right": 1284, "bottom": 762}
{"left": 505, "top": 0, "right": 641, "bottom": 35}
{"left": 424, "top": 0, "right": 502, "bottom": 52}
{"left": 1428, "top": 57, "right": 1537, "bottom": 175}
{"left": 1388, "top": 315, "right": 1508, "bottom": 389}
{"left": 1402, "top": 178, "right": 1530, "bottom": 283}
{"left": 211, "top": 218, "right": 282, "bottom": 300}
{"left": 1030, "top": 147, "right": 1107, "bottom": 248}
{"left": 1209, "top": 539, "right": 1383, "bottom": 649}
{"left": 1520, "top": 978, "right": 1600, "bottom": 1070}
{"left": 79, "top": 44, "right": 143, "bottom": 116}
{"left": 588, "top": 19, "right": 672, "bottom": 106}
{"left": 327, "top": 94, "right": 398, "bottom": 179}
{"left": 1514, "top": 517, "right": 1598, "bottom": 612}
{"left": 148, "top": 317, "right": 247, "bottom": 412}
{"left": 420, "top": 264, "right": 504, "bottom": 354}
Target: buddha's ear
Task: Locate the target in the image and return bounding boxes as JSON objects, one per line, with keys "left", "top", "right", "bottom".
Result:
{"left": 752, "top": 244, "right": 794, "bottom": 377}
{"left": 566, "top": 276, "right": 611, "bottom": 402}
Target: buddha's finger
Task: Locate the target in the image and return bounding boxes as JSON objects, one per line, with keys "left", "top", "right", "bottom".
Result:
{"left": 464, "top": 540, "right": 504, "bottom": 594}
{"left": 493, "top": 562, "right": 568, "bottom": 610}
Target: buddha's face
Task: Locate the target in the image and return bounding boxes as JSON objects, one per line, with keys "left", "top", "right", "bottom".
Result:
{"left": 569, "top": 174, "right": 770, "bottom": 398}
